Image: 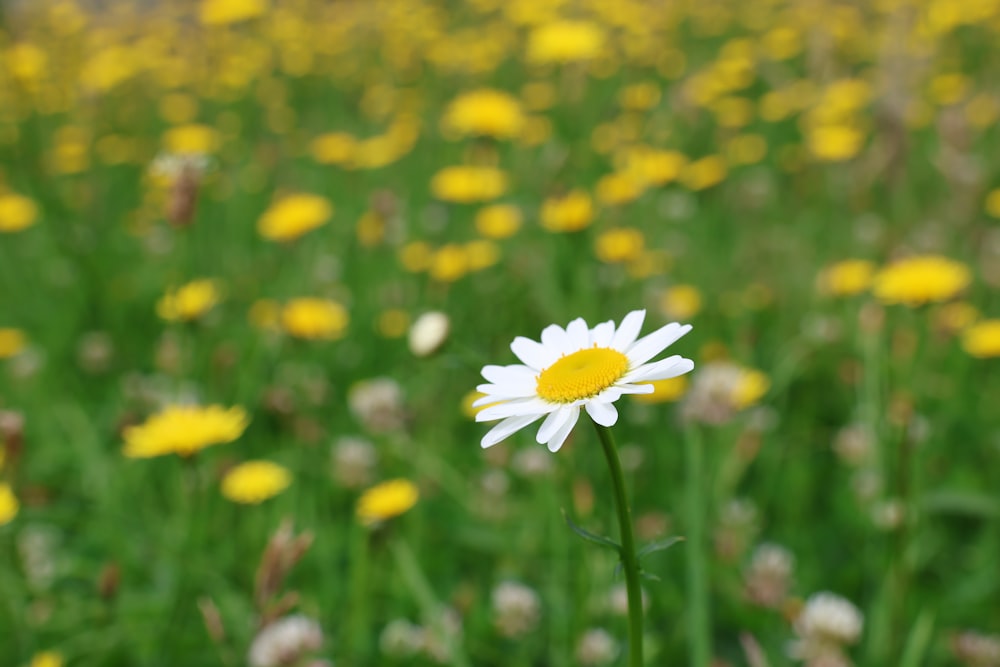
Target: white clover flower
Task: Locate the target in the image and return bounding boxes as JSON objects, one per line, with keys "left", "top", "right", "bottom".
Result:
{"left": 576, "top": 628, "right": 620, "bottom": 666}
{"left": 491, "top": 580, "right": 541, "bottom": 637}
{"left": 795, "top": 592, "right": 864, "bottom": 646}
{"left": 474, "top": 309, "right": 693, "bottom": 452}
{"left": 248, "top": 615, "right": 323, "bottom": 667}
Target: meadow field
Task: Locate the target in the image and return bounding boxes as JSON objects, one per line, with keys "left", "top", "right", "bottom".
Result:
{"left": 2, "top": 0, "right": 1000, "bottom": 665}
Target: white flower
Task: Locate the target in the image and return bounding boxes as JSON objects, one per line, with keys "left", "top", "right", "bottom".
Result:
{"left": 795, "top": 592, "right": 864, "bottom": 646}
{"left": 474, "top": 310, "right": 693, "bottom": 452}
{"left": 248, "top": 615, "right": 323, "bottom": 667}
{"left": 409, "top": 311, "right": 450, "bottom": 357}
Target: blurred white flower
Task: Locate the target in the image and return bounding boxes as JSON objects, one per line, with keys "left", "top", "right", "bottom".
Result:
{"left": 248, "top": 615, "right": 323, "bottom": 667}
{"left": 492, "top": 580, "right": 541, "bottom": 637}
{"left": 788, "top": 592, "right": 863, "bottom": 666}
{"left": 576, "top": 628, "right": 620, "bottom": 666}
{"left": 409, "top": 311, "right": 450, "bottom": 357}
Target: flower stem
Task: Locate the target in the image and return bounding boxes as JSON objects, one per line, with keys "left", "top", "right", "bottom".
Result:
{"left": 592, "top": 420, "right": 644, "bottom": 667}
{"left": 685, "top": 424, "right": 710, "bottom": 667}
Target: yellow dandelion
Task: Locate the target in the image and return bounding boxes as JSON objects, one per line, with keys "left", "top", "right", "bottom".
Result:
{"left": 465, "top": 239, "right": 501, "bottom": 272}
{"left": 123, "top": 404, "right": 249, "bottom": 459}
{"left": 962, "top": 320, "right": 1000, "bottom": 358}
{"left": 733, "top": 369, "right": 770, "bottom": 409}
{"left": 29, "top": 652, "right": 63, "bottom": 667}
{"left": 357, "top": 478, "right": 419, "bottom": 527}
{"left": 475, "top": 204, "right": 522, "bottom": 239}
{"left": 984, "top": 189, "right": 1000, "bottom": 219}
{"left": 818, "top": 259, "right": 876, "bottom": 297}
{"left": 527, "top": 20, "right": 605, "bottom": 64}
{"left": 156, "top": 279, "right": 221, "bottom": 322}
{"left": 461, "top": 390, "right": 494, "bottom": 419}
{"left": 594, "top": 227, "right": 645, "bottom": 263}
{"left": 221, "top": 460, "right": 291, "bottom": 504}
{"left": 430, "top": 166, "right": 508, "bottom": 204}
{"left": 258, "top": 194, "right": 333, "bottom": 242}
{"left": 200, "top": 0, "right": 267, "bottom": 25}
{"left": 596, "top": 172, "right": 644, "bottom": 206}
{"left": 660, "top": 285, "right": 702, "bottom": 320}
{"left": 631, "top": 376, "right": 689, "bottom": 404}
{"left": 0, "top": 328, "right": 26, "bottom": 359}
{"left": 399, "top": 241, "right": 434, "bottom": 273}
{"left": 442, "top": 89, "right": 525, "bottom": 140}
{"left": 679, "top": 156, "right": 728, "bottom": 190}
{"left": 540, "top": 190, "right": 594, "bottom": 232}
{"left": 162, "top": 124, "right": 219, "bottom": 155}
{"left": 806, "top": 124, "right": 864, "bottom": 162}
{"left": 281, "top": 298, "right": 349, "bottom": 340}
{"left": 0, "top": 192, "right": 39, "bottom": 233}
{"left": 0, "top": 483, "right": 18, "bottom": 526}
{"left": 429, "top": 244, "right": 469, "bottom": 283}
{"left": 311, "top": 132, "right": 357, "bottom": 165}
{"left": 872, "top": 256, "right": 971, "bottom": 306}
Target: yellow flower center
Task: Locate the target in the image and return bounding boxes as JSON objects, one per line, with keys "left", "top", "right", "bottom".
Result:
{"left": 536, "top": 347, "right": 629, "bottom": 403}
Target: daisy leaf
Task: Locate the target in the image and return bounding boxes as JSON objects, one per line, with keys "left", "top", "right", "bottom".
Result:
{"left": 562, "top": 509, "right": 621, "bottom": 553}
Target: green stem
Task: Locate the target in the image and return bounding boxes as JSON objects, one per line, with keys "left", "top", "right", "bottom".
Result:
{"left": 348, "top": 525, "right": 371, "bottom": 661}
{"left": 592, "top": 420, "right": 644, "bottom": 667}
{"left": 685, "top": 424, "right": 710, "bottom": 667}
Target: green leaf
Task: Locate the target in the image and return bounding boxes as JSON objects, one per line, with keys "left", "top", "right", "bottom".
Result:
{"left": 920, "top": 491, "right": 1000, "bottom": 519}
{"left": 562, "top": 509, "right": 621, "bottom": 553}
{"left": 900, "top": 608, "right": 934, "bottom": 667}
{"left": 637, "top": 536, "right": 685, "bottom": 560}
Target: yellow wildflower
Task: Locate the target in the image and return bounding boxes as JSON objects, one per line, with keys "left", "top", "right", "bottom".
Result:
{"left": 660, "top": 285, "right": 702, "bottom": 319}
{"left": 123, "top": 404, "right": 249, "bottom": 458}
{"left": 0, "top": 483, "right": 18, "bottom": 526}
{"left": 818, "top": 260, "right": 876, "bottom": 297}
{"left": 29, "top": 651, "right": 63, "bottom": 667}
{"left": 281, "top": 298, "right": 349, "bottom": 341}
{"left": 594, "top": 228, "right": 645, "bottom": 263}
{"left": 442, "top": 89, "right": 525, "bottom": 140}
{"left": 200, "top": 0, "right": 267, "bottom": 25}
{"left": 159, "top": 93, "right": 199, "bottom": 125}
{"left": 806, "top": 124, "right": 864, "bottom": 162}
{"left": 221, "top": 460, "right": 291, "bottom": 504}
{"left": 162, "top": 124, "right": 219, "bottom": 155}
{"left": 311, "top": 132, "right": 357, "bottom": 165}
{"left": 962, "top": 320, "right": 1000, "bottom": 358}
{"left": 680, "top": 156, "right": 728, "bottom": 190}
{"left": 984, "top": 189, "right": 1000, "bottom": 219}
{"left": 734, "top": 369, "right": 770, "bottom": 409}
{"left": 357, "top": 479, "right": 419, "bottom": 527}
{"left": 526, "top": 20, "right": 605, "bottom": 64}
{"left": 631, "top": 376, "right": 689, "bottom": 404}
{"left": 156, "top": 279, "right": 221, "bottom": 322}
{"left": 475, "top": 204, "right": 522, "bottom": 239}
{"left": 0, "top": 192, "right": 38, "bottom": 233}
{"left": 399, "top": 241, "right": 434, "bottom": 272}
{"left": 596, "top": 173, "right": 644, "bottom": 206}
{"left": 872, "top": 256, "right": 971, "bottom": 306}
{"left": 6, "top": 43, "right": 48, "bottom": 82}
{"left": 430, "top": 166, "right": 508, "bottom": 203}
{"left": 618, "top": 82, "right": 661, "bottom": 111}
{"left": 540, "top": 190, "right": 594, "bottom": 232}
{"left": 429, "top": 244, "right": 469, "bottom": 283}
{"left": 0, "top": 329, "right": 26, "bottom": 359}
{"left": 378, "top": 309, "right": 410, "bottom": 338}
{"left": 258, "top": 194, "right": 333, "bottom": 242}
{"left": 465, "top": 239, "right": 501, "bottom": 271}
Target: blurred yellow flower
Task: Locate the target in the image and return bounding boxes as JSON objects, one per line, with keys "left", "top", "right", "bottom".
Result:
{"left": 631, "top": 376, "right": 689, "bottom": 404}
{"left": 818, "top": 259, "right": 876, "bottom": 297}
{"left": 540, "top": 190, "right": 594, "bottom": 232}
{"left": 734, "top": 369, "right": 770, "bottom": 409}
{"left": 621, "top": 148, "right": 688, "bottom": 187}
{"left": 0, "top": 483, "right": 18, "bottom": 526}
{"left": 200, "top": 0, "right": 267, "bottom": 25}
{"left": 0, "top": 192, "right": 38, "bottom": 232}
{"left": 0, "top": 328, "right": 26, "bottom": 359}
{"left": 594, "top": 227, "right": 645, "bottom": 263}
{"left": 429, "top": 244, "right": 469, "bottom": 283}
{"left": 984, "top": 189, "right": 1000, "bottom": 219}
{"left": 357, "top": 478, "right": 419, "bottom": 526}
{"left": 442, "top": 89, "right": 525, "bottom": 140}
{"left": 123, "top": 404, "right": 249, "bottom": 459}
{"left": 872, "top": 256, "right": 971, "bottom": 306}
{"left": 465, "top": 239, "right": 501, "bottom": 271}
{"left": 281, "top": 298, "right": 349, "bottom": 340}
{"left": 156, "top": 279, "right": 221, "bottom": 322}
{"left": 356, "top": 211, "right": 385, "bottom": 247}
{"left": 29, "top": 651, "right": 62, "bottom": 667}
{"left": 6, "top": 43, "right": 47, "bottom": 82}
{"left": 258, "top": 194, "right": 333, "bottom": 242}
{"left": 962, "top": 320, "right": 1000, "bottom": 358}
{"left": 475, "top": 204, "right": 522, "bottom": 239}
{"left": 399, "top": 241, "right": 434, "bottom": 272}
{"left": 311, "top": 132, "right": 358, "bottom": 165}
{"left": 660, "top": 285, "right": 702, "bottom": 319}
{"left": 378, "top": 309, "right": 410, "bottom": 338}
{"left": 461, "top": 390, "right": 494, "bottom": 418}
{"left": 761, "top": 26, "right": 802, "bottom": 61}
{"left": 618, "top": 82, "right": 661, "bottom": 111}
{"left": 596, "top": 172, "right": 644, "bottom": 206}
{"left": 726, "top": 134, "right": 768, "bottom": 165}
{"left": 248, "top": 299, "right": 281, "bottom": 330}
{"left": 527, "top": 20, "right": 605, "bottom": 64}
{"left": 518, "top": 116, "right": 552, "bottom": 147}
{"left": 680, "top": 156, "right": 728, "bottom": 190}
{"left": 522, "top": 81, "right": 556, "bottom": 110}
{"left": 51, "top": 126, "right": 89, "bottom": 174}
{"left": 159, "top": 93, "right": 199, "bottom": 125}
{"left": 928, "top": 73, "right": 968, "bottom": 106}
{"left": 163, "top": 124, "right": 219, "bottom": 155}
{"left": 430, "top": 166, "right": 508, "bottom": 203}
{"left": 806, "top": 124, "right": 864, "bottom": 162}
{"left": 221, "top": 460, "right": 291, "bottom": 504}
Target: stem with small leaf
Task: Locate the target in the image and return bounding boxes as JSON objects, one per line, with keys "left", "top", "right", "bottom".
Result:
{"left": 593, "top": 420, "right": 644, "bottom": 667}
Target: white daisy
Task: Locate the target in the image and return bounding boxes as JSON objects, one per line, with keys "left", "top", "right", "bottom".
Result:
{"left": 474, "top": 309, "right": 694, "bottom": 452}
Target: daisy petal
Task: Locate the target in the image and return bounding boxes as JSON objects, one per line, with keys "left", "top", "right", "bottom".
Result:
{"left": 611, "top": 310, "right": 646, "bottom": 351}
{"left": 545, "top": 407, "right": 580, "bottom": 452}
{"left": 482, "top": 413, "right": 545, "bottom": 448}
{"left": 614, "top": 383, "right": 655, "bottom": 395}
{"left": 585, "top": 400, "right": 618, "bottom": 427}
{"left": 540, "top": 324, "right": 571, "bottom": 355}
{"left": 474, "top": 384, "right": 537, "bottom": 402}
{"left": 591, "top": 320, "right": 615, "bottom": 347}
{"left": 476, "top": 398, "right": 551, "bottom": 422}
{"left": 511, "top": 336, "right": 557, "bottom": 370}
{"left": 481, "top": 364, "right": 536, "bottom": 385}
{"left": 536, "top": 406, "right": 573, "bottom": 444}
{"left": 566, "top": 317, "right": 590, "bottom": 349}
{"left": 626, "top": 323, "right": 692, "bottom": 366}
{"left": 622, "top": 355, "right": 695, "bottom": 383}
